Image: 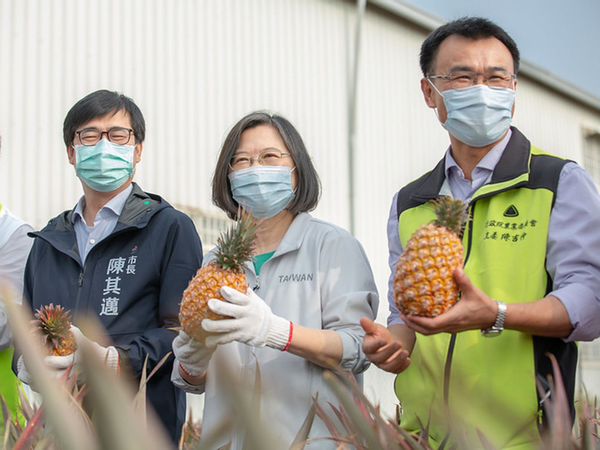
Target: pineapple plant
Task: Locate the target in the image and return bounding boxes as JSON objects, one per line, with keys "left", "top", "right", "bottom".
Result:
{"left": 33, "top": 303, "right": 77, "bottom": 356}
{"left": 179, "top": 208, "right": 257, "bottom": 340}
{"left": 394, "top": 197, "right": 469, "bottom": 317}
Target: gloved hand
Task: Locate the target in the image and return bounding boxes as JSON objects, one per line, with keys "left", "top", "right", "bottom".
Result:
{"left": 202, "top": 286, "right": 292, "bottom": 350}
{"left": 17, "top": 344, "right": 77, "bottom": 388}
{"left": 18, "top": 325, "right": 120, "bottom": 388}
{"left": 172, "top": 330, "right": 215, "bottom": 377}
{"left": 68, "top": 325, "right": 120, "bottom": 375}
{"left": 17, "top": 353, "right": 75, "bottom": 387}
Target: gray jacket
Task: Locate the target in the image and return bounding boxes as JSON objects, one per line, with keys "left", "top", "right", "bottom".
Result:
{"left": 173, "top": 213, "right": 378, "bottom": 448}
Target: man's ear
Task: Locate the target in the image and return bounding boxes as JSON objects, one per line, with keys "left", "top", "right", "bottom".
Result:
{"left": 134, "top": 142, "right": 143, "bottom": 164}
{"left": 67, "top": 145, "right": 76, "bottom": 166}
{"left": 421, "top": 78, "right": 438, "bottom": 109}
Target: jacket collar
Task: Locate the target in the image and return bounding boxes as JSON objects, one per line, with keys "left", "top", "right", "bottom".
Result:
{"left": 272, "top": 212, "right": 311, "bottom": 257}
{"left": 409, "top": 127, "right": 531, "bottom": 203}
{"left": 30, "top": 183, "right": 168, "bottom": 260}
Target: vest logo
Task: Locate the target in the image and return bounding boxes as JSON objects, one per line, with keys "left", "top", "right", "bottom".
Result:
{"left": 279, "top": 273, "right": 314, "bottom": 283}
{"left": 503, "top": 205, "right": 519, "bottom": 217}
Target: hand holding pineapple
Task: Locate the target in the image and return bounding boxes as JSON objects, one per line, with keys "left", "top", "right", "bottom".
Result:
{"left": 401, "top": 266, "right": 501, "bottom": 335}
{"left": 394, "top": 197, "right": 469, "bottom": 318}
{"left": 202, "top": 286, "right": 292, "bottom": 350}
{"left": 18, "top": 304, "right": 119, "bottom": 388}
{"left": 172, "top": 330, "right": 216, "bottom": 378}
{"left": 178, "top": 209, "right": 257, "bottom": 341}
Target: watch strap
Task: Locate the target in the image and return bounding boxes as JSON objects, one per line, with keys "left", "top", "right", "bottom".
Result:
{"left": 481, "top": 300, "right": 507, "bottom": 337}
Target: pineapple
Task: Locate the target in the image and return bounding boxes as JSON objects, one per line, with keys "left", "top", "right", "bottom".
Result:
{"left": 33, "top": 303, "right": 77, "bottom": 356}
{"left": 394, "top": 197, "right": 469, "bottom": 317}
{"left": 179, "top": 209, "right": 257, "bottom": 340}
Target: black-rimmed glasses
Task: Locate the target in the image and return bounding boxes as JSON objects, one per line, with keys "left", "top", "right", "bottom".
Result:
{"left": 75, "top": 127, "right": 134, "bottom": 146}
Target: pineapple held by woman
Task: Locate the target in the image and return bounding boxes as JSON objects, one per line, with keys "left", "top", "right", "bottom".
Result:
{"left": 179, "top": 209, "right": 258, "bottom": 340}
{"left": 394, "top": 197, "right": 469, "bottom": 317}
{"left": 34, "top": 303, "right": 77, "bottom": 356}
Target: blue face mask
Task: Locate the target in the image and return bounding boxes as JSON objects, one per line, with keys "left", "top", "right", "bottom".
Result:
{"left": 74, "top": 139, "right": 135, "bottom": 192}
{"left": 228, "top": 166, "right": 296, "bottom": 219}
{"left": 432, "top": 82, "right": 515, "bottom": 147}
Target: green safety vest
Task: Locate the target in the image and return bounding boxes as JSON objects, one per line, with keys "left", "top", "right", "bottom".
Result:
{"left": 0, "top": 347, "right": 24, "bottom": 434}
{"left": 394, "top": 128, "right": 577, "bottom": 449}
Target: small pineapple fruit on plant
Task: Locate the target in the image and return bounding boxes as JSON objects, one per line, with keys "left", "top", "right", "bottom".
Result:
{"left": 179, "top": 209, "right": 258, "bottom": 340}
{"left": 33, "top": 303, "right": 77, "bottom": 356}
{"left": 394, "top": 197, "right": 469, "bottom": 317}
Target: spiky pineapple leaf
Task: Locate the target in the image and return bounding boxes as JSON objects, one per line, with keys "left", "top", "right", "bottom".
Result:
{"left": 430, "top": 197, "right": 470, "bottom": 236}
{"left": 289, "top": 397, "right": 316, "bottom": 450}
{"left": 214, "top": 208, "right": 257, "bottom": 271}
{"left": 33, "top": 303, "right": 73, "bottom": 351}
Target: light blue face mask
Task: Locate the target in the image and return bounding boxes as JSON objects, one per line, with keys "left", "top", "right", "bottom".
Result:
{"left": 228, "top": 166, "right": 296, "bottom": 219}
{"left": 431, "top": 82, "right": 515, "bottom": 147}
{"left": 74, "top": 139, "right": 135, "bottom": 192}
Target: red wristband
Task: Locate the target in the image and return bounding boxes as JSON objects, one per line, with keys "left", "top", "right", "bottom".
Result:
{"left": 282, "top": 322, "right": 294, "bottom": 352}
{"left": 179, "top": 362, "right": 200, "bottom": 378}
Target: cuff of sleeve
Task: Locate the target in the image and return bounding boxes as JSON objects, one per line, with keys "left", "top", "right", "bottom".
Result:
{"left": 171, "top": 360, "right": 206, "bottom": 394}
{"left": 266, "top": 316, "right": 291, "bottom": 351}
{"left": 549, "top": 284, "right": 600, "bottom": 342}
{"left": 105, "top": 346, "right": 120, "bottom": 374}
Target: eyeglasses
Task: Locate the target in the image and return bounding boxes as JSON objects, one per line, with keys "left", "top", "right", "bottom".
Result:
{"left": 427, "top": 69, "right": 516, "bottom": 90}
{"left": 229, "top": 149, "right": 292, "bottom": 170}
{"left": 75, "top": 127, "right": 134, "bottom": 146}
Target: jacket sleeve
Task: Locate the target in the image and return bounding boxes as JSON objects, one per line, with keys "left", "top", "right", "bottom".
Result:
{"left": 0, "top": 224, "right": 33, "bottom": 350}
{"left": 546, "top": 163, "right": 600, "bottom": 342}
{"left": 11, "top": 238, "right": 39, "bottom": 373}
{"left": 319, "top": 230, "right": 379, "bottom": 374}
{"left": 116, "top": 211, "right": 203, "bottom": 376}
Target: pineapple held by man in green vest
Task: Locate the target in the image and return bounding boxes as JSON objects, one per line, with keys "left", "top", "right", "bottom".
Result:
{"left": 394, "top": 197, "right": 469, "bottom": 317}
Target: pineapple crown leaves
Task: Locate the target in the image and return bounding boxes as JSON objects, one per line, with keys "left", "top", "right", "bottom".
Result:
{"left": 33, "top": 303, "right": 73, "bottom": 348}
{"left": 430, "top": 197, "right": 470, "bottom": 236}
{"left": 214, "top": 207, "right": 258, "bottom": 271}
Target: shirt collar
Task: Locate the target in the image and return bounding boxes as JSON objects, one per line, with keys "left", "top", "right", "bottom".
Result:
{"left": 444, "top": 129, "right": 513, "bottom": 179}
{"left": 72, "top": 184, "right": 133, "bottom": 225}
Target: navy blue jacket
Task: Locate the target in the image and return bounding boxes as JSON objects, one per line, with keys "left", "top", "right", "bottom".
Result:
{"left": 18, "top": 183, "right": 203, "bottom": 441}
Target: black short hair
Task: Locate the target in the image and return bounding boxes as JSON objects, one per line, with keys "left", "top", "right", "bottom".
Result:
{"left": 212, "top": 111, "right": 321, "bottom": 220}
{"left": 420, "top": 17, "right": 520, "bottom": 77}
{"left": 63, "top": 89, "right": 146, "bottom": 146}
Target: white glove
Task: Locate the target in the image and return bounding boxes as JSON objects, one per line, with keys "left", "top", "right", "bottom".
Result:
{"left": 69, "top": 325, "right": 120, "bottom": 375}
{"left": 202, "top": 286, "right": 292, "bottom": 350}
{"left": 172, "top": 330, "right": 215, "bottom": 377}
{"left": 17, "top": 350, "right": 75, "bottom": 387}
{"left": 17, "top": 325, "right": 119, "bottom": 388}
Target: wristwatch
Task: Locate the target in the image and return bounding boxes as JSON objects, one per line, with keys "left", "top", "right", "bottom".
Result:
{"left": 481, "top": 300, "right": 507, "bottom": 337}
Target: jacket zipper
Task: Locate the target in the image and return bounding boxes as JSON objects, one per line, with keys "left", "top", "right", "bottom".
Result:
{"left": 74, "top": 265, "right": 86, "bottom": 314}
{"left": 442, "top": 200, "right": 476, "bottom": 441}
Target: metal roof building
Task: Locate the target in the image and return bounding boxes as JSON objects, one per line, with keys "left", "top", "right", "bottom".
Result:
{"left": 1, "top": 0, "right": 599, "bottom": 418}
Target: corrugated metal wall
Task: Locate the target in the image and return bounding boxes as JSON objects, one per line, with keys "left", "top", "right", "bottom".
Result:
{"left": 1, "top": 0, "right": 599, "bottom": 415}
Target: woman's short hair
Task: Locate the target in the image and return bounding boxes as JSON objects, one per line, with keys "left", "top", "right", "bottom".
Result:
{"left": 212, "top": 111, "right": 321, "bottom": 220}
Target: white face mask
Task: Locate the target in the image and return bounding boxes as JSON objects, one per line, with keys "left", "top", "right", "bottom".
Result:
{"left": 430, "top": 81, "right": 515, "bottom": 147}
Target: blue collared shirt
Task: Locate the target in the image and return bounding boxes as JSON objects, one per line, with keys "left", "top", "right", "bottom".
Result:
{"left": 72, "top": 185, "right": 133, "bottom": 264}
{"left": 386, "top": 132, "right": 600, "bottom": 342}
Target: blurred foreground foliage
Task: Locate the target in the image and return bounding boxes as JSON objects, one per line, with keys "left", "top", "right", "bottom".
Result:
{"left": 2, "top": 297, "right": 599, "bottom": 449}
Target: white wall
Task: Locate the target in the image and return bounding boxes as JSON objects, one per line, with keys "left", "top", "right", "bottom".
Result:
{"left": 1, "top": 0, "right": 599, "bottom": 419}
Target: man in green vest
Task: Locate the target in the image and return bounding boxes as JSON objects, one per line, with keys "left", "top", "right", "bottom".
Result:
{"left": 0, "top": 136, "right": 33, "bottom": 434}
{"left": 361, "top": 17, "right": 600, "bottom": 449}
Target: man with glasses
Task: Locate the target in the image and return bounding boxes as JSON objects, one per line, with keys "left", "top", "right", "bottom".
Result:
{"left": 362, "top": 17, "right": 600, "bottom": 448}
{"left": 14, "top": 89, "right": 203, "bottom": 442}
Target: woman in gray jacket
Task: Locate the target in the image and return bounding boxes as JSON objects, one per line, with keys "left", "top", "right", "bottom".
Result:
{"left": 172, "top": 111, "right": 379, "bottom": 449}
